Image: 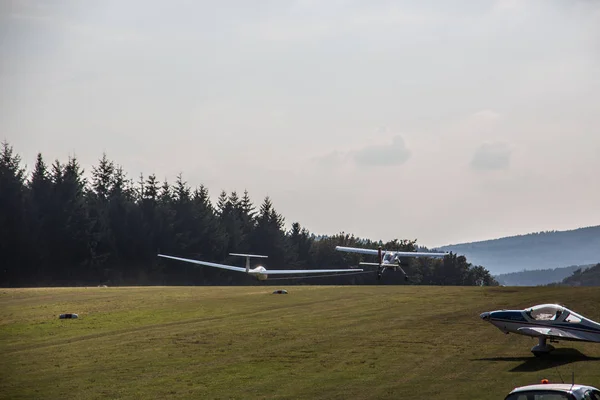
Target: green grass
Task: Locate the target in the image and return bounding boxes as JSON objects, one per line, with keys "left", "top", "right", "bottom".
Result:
{"left": 1, "top": 285, "right": 600, "bottom": 399}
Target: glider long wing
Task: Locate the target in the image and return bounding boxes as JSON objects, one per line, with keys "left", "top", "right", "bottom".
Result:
{"left": 158, "top": 254, "right": 363, "bottom": 275}
{"left": 158, "top": 254, "right": 246, "bottom": 273}
{"left": 248, "top": 268, "right": 363, "bottom": 275}
{"left": 335, "top": 246, "right": 446, "bottom": 257}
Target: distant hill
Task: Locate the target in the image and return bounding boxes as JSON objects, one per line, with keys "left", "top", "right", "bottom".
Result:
{"left": 437, "top": 225, "right": 600, "bottom": 275}
{"left": 495, "top": 264, "right": 593, "bottom": 286}
{"left": 553, "top": 263, "right": 600, "bottom": 287}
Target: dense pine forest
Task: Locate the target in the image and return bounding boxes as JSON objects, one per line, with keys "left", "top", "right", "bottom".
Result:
{"left": 0, "top": 141, "right": 497, "bottom": 287}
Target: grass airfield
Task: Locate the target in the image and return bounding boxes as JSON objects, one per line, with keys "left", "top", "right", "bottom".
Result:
{"left": 1, "top": 285, "right": 600, "bottom": 399}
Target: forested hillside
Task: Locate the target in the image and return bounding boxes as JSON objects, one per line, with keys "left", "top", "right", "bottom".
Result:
{"left": 551, "top": 263, "right": 600, "bottom": 287}
{"left": 439, "top": 226, "right": 600, "bottom": 275}
{"left": 0, "top": 141, "right": 497, "bottom": 287}
{"left": 494, "top": 264, "right": 591, "bottom": 286}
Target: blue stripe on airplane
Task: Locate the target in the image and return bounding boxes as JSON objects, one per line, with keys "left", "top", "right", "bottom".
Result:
{"left": 491, "top": 318, "right": 600, "bottom": 335}
{"left": 491, "top": 312, "right": 527, "bottom": 322}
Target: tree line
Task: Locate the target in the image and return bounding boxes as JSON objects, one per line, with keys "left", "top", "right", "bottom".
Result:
{"left": 0, "top": 141, "right": 498, "bottom": 287}
{"left": 493, "top": 265, "right": 586, "bottom": 286}
{"left": 547, "top": 263, "right": 600, "bottom": 287}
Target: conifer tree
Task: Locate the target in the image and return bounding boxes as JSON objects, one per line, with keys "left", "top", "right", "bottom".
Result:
{"left": 52, "top": 156, "right": 92, "bottom": 282}
{"left": 0, "top": 141, "right": 27, "bottom": 285}
{"left": 27, "top": 153, "right": 53, "bottom": 281}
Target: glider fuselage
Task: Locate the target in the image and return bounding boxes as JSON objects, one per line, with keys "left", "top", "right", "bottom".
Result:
{"left": 248, "top": 266, "right": 268, "bottom": 281}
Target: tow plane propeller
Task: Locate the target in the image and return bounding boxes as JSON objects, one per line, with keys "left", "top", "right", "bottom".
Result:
{"left": 158, "top": 253, "right": 363, "bottom": 281}
{"left": 335, "top": 245, "right": 447, "bottom": 280}
{"left": 480, "top": 303, "right": 600, "bottom": 356}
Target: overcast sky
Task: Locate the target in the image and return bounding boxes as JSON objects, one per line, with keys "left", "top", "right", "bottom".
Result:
{"left": 2, "top": 0, "right": 599, "bottom": 247}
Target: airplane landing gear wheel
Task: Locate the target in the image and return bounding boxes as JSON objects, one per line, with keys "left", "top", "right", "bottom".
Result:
{"left": 531, "top": 337, "right": 555, "bottom": 356}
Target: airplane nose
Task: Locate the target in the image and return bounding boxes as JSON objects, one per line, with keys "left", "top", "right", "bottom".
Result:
{"left": 480, "top": 312, "right": 491, "bottom": 321}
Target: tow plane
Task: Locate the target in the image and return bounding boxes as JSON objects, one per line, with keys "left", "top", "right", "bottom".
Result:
{"left": 335, "top": 245, "right": 447, "bottom": 280}
{"left": 480, "top": 304, "right": 600, "bottom": 356}
{"left": 158, "top": 253, "right": 363, "bottom": 281}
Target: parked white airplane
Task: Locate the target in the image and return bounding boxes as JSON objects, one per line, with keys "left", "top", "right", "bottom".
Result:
{"left": 480, "top": 303, "right": 600, "bottom": 356}
{"left": 158, "top": 253, "right": 363, "bottom": 281}
{"left": 335, "top": 245, "right": 447, "bottom": 280}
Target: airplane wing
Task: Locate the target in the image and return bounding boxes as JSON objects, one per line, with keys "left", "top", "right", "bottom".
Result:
{"left": 392, "top": 251, "right": 447, "bottom": 257}
{"left": 335, "top": 246, "right": 446, "bottom": 258}
{"left": 517, "top": 327, "right": 588, "bottom": 341}
{"left": 158, "top": 254, "right": 246, "bottom": 273}
{"left": 249, "top": 268, "right": 363, "bottom": 275}
{"left": 335, "top": 246, "right": 380, "bottom": 256}
{"left": 158, "top": 254, "right": 363, "bottom": 275}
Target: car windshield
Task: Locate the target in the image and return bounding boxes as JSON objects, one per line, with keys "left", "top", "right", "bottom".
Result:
{"left": 505, "top": 391, "right": 572, "bottom": 400}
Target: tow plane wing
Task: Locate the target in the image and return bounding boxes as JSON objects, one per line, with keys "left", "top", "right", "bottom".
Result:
{"left": 335, "top": 246, "right": 446, "bottom": 258}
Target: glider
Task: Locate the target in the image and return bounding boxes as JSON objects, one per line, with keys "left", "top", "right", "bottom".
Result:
{"left": 480, "top": 303, "right": 600, "bottom": 356}
{"left": 335, "top": 245, "right": 447, "bottom": 280}
{"left": 158, "top": 253, "right": 363, "bottom": 281}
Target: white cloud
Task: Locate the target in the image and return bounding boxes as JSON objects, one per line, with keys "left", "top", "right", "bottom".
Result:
{"left": 311, "top": 150, "right": 349, "bottom": 169}
{"left": 312, "top": 135, "right": 412, "bottom": 169}
{"left": 470, "top": 110, "right": 501, "bottom": 122}
{"left": 470, "top": 142, "right": 512, "bottom": 170}
{"left": 353, "top": 136, "right": 411, "bottom": 167}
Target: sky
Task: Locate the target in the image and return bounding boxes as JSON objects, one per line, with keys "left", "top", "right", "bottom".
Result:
{"left": 1, "top": 0, "right": 599, "bottom": 247}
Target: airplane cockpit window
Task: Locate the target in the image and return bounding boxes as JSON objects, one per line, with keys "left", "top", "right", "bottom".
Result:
{"left": 565, "top": 313, "right": 582, "bottom": 323}
{"left": 527, "top": 305, "right": 566, "bottom": 321}
{"left": 383, "top": 253, "right": 394, "bottom": 262}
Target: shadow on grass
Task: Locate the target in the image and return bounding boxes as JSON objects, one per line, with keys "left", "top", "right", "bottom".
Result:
{"left": 473, "top": 348, "right": 600, "bottom": 372}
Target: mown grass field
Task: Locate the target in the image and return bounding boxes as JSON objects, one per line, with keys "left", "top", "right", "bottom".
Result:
{"left": 1, "top": 285, "right": 600, "bottom": 399}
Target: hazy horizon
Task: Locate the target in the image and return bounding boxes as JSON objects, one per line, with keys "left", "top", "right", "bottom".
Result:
{"left": 2, "top": 0, "right": 599, "bottom": 247}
